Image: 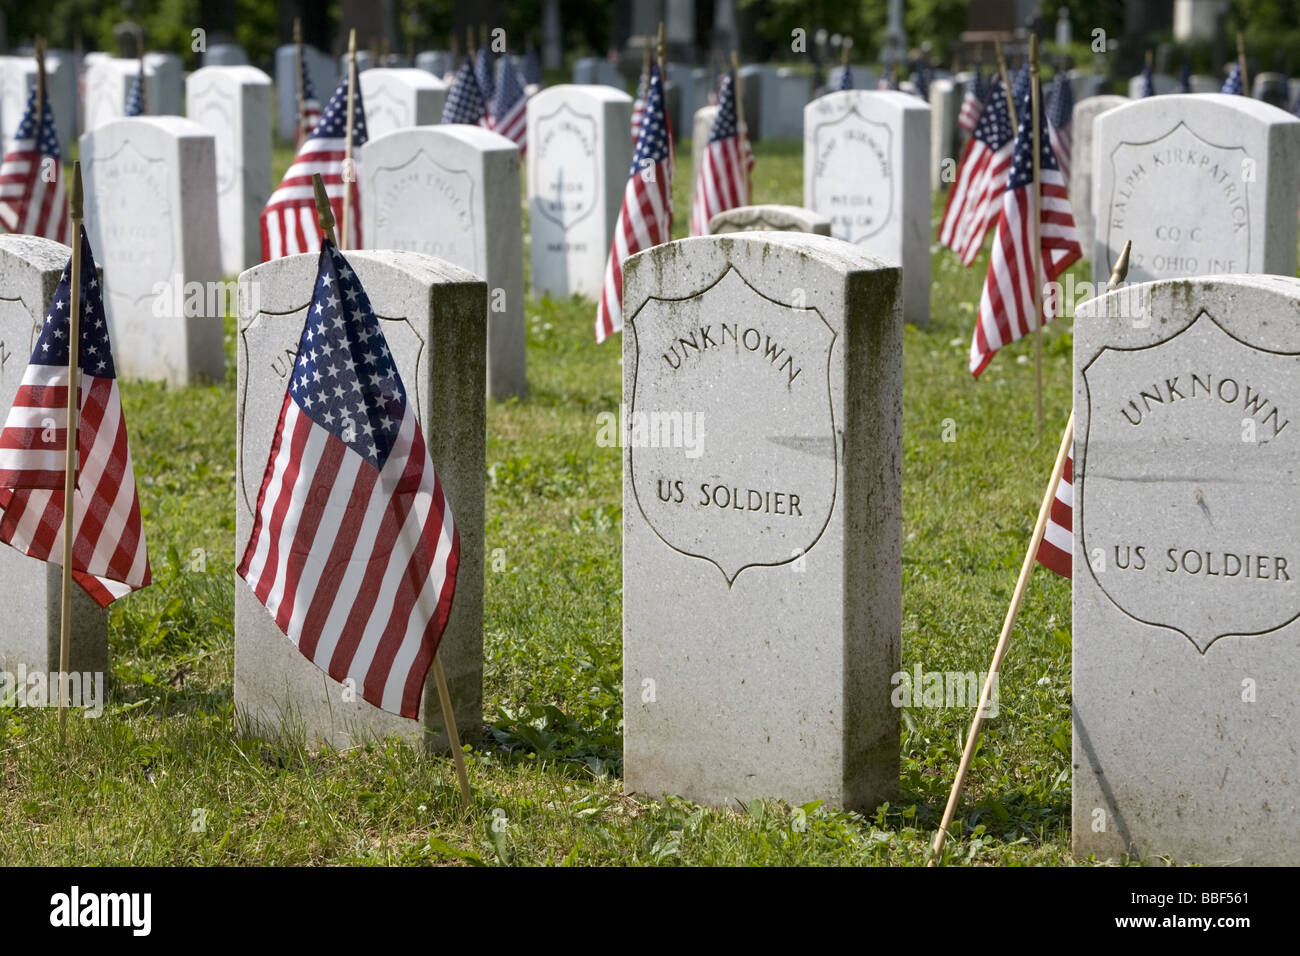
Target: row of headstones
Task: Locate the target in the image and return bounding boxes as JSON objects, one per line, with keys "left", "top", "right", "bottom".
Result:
{"left": 5, "top": 222, "right": 1298, "bottom": 864}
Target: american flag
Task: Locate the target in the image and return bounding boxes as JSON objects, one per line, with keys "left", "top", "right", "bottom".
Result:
{"left": 912, "top": 64, "right": 931, "bottom": 101}
{"left": 124, "top": 66, "right": 145, "bottom": 117}
{"left": 690, "top": 70, "right": 752, "bottom": 237}
{"left": 958, "top": 67, "right": 988, "bottom": 136}
{"left": 0, "top": 227, "right": 150, "bottom": 607}
{"left": 260, "top": 73, "right": 368, "bottom": 261}
{"left": 938, "top": 76, "right": 1014, "bottom": 266}
{"left": 968, "top": 82, "right": 1082, "bottom": 377}
{"left": 1221, "top": 62, "right": 1244, "bottom": 95}
{"left": 630, "top": 61, "right": 648, "bottom": 148}
{"left": 1011, "top": 63, "right": 1030, "bottom": 103}
{"left": 0, "top": 84, "right": 69, "bottom": 242}
{"left": 837, "top": 64, "right": 854, "bottom": 92}
{"left": 1035, "top": 449, "right": 1073, "bottom": 578}
{"left": 1179, "top": 59, "right": 1192, "bottom": 94}
{"left": 489, "top": 56, "right": 528, "bottom": 152}
{"left": 1139, "top": 64, "right": 1156, "bottom": 98}
{"left": 297, "top": 53, "right": 323, "bottom": 147}
{"left": 474, "top": 46, "right": 495, "bottom": 104}
{"left": 238, "top": 241, "right": 459, "bottom": 719}
{"left": 595, "top": 60, "right": 671, "bottom": 344}
{"left": 441, "top": 57, "right": 487, "bottom": 125}
{"left": 522, "top": 48, "right": 542, "bottom": 87}
{"left": 1046, "top": 72, "right": 1073, "bottom": 181}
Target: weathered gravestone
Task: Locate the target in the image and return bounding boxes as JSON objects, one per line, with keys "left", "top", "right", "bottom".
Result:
{"left": 622, "top": 232, "right": 902, "bottom": 809}
{"left": 527, "top": 84, "right": 632, "bottom": 298}
{"left": 804, "top": 90, "right": 930, "bottom": 325}
{"left": 929, "top": 77, "right": 957, "bottom": 191}
{"left": 275, "top": 44, "right": 337, "bottom": 143}
{"left": 736, "top": 65, "right": 764, "bottom": 139}
{"left": 1, "top": 51, "right": 77, "bottom": 155}
{"left": 1092, "top": 95, "right": 1300, "bottom": 286}
{"left": 359, "top": 69, "right": 447, "bottom": 140}
{"left": 235, "top": 250, "right": 485, "bottom": 750}
{"left": 186, "top": 66, "right": 272, "bottom": 276}
{"left": 83, "top": 58, "right": 161, "bottom": 131}
{"left": 361, "top": 124, "right": 525, "bottom": 400}
{"left": 573, "top": 57, "right": 623, "bottom": 90}
{"left": 202, "top": 43, "right": 249, "bottom": 67}
{"left": 1073, "top": 274, "right": 1300, "bottom": 865}
{"left": 415, "top": 51, "right": 453, "bottom": 79}
{"left": 690, "top": 104, "right": 717, "bottom": 224}
{"left": 0, "top": 236, "right": 106, "bottom": 677}
{"left": 143, "top": 52, "right": 184, "bottom": 116}
{"left": 1069, "top": 94, "right": 1128, "bottom": 258}
{"left": 774, "top": 68, "right": 812, "bottom": 138}
{"left": 81, "top": 117, "right": 224, "bottom": 385}
{"left": 708, "top": 203, "right": 831, "bottom": 236}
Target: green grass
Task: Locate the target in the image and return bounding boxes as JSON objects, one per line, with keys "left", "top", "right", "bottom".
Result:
{"left": 0, "top": 138, "right": 1112, "bottom": 867}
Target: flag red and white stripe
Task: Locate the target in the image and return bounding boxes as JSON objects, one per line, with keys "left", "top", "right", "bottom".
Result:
{"left": 689, "top": 70, "right": 752, "bottom": 236}
{"left": 239, "top": 241, "right": 459, "bottom": 718}
{"left": 0, "top": 85, "right": 69, "bottom": 243}
{"left": 969, "top": 82, "right": 1082, "bottom": 377}
{"left": 595, "top": 61, "right": 672, "bottom": 344}
{"left": 261, "top": 74, "right": 367, "bottom": 261}
{"left": 1035, "top": 449, "right": 1073, "bottom": 578}
{"left": 939, "top": 77, "right": 1014, "bottom": 265}
{"left": 0, "top": 228, "right": 150, "bottom": 607}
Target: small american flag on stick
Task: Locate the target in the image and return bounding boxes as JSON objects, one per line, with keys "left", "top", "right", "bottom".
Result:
{"left": 595, "top": 59, "right": 672, "bottom": 343}
{"left": 968, "top": 81, "right": 1082, "bottom": 377}
{"left": 689, "top": 70, "right": 753, "bottom": 237}
{"left": 261, "top": 74, "right": 367, "bottom": 261}
{"left": 489, "top": 56, "right": 528, "bottom": 153}
{"left": 238, "top": 240, "right": 460, "bottom": 719}
{"left": 441, "top": 57, "right": 488, "bottom": 126}
{"left": 1046, "top": 72, "right": 1073, "bottom": 182}
{"left": 0, "top": 226, "right": 150, "bottom": 606}
{"left": 958, "top": 68, "right": 988, "bottom": 136}
{"left": 937, "top": 76, "right": 1014, "bottom": 265}
{"left": 1035, "top": 449, "right": 1073, "bottom": 577}
{"left": 0, "top": 84, "right": 69, "bottom": 242}
{"left": 297, "top": 54, "right": 323, "bottom": 147}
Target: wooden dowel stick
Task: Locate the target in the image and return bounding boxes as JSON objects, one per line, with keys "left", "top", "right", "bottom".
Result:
{"left": 340, "top": 30, "right": 357, "bottom": 250}
{"left": 58, "top": 162, "right": 85, "bottom": 740}
{"left": 995, "top": 40, "right": 1017, "bottom": 132}
{"left": 433, "top": 657, "right": 471, "bottom": 806}
{"left": 928, "top": 242, "right": 1131, "bottom": 865}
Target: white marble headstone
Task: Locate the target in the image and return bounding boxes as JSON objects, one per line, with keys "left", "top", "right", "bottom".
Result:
{"left": 526, "top": 84, "right": 632, "bottom": 298}
{"left": 804, "top": 90, "right": 931, "bottom": 325}
{"left": 83, "top": 58, "right": 161, "bottom": 131}
{"left": 708, "top": 203, "right": 831, "bottom": 236}
{"left": 81, "top": 117, "right": 225, "bottom": 385}
{"left": 235, "top": 249, "right": 485, "bottom": 751}
{"left": 274, "top": 44, "right": 338, "bottom": 143}
{"left": 185, "top": 66, "right": 272, "bottom": 276}
{"left": 1, "top": 51, "right": 78, "bottom": 156}
{"left": 362, "top": 124, "right": 525, "bottom": 400}
{"left": 0, "top": 236, "right": 107, "bottom": 678}
{"left": 358, "top": 68, "right": 448, "bottom": 140}
{"left": 1069, "top": 94, "right": 1128, "bottom": 260}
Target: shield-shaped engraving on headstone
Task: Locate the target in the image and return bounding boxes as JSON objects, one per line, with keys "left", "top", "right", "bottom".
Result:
{"left": 237, "top": 307, "right": 425, "bottom": 516}
{"left": 1081, "top": 310, "right": 1300, "bottom": 652}
{"left": 532, "top": 102, "right": 599, "bottom": 231}
{"left": 628, "top": 267, "right": 838, "bottom": 585}
{"left": 1103, "top": 122, "right": 1251, "bottom": 283}
{"left": 92, "top": 138, "right": 176, "bottom": 309}
{"left": 370, "top": 149, "right": 478, "bottom": 272}
{"left": 365, "top": 83, "right": 413, "bottom": 132}
{"left": 809, "top": 106, "right": 893, "bottom": 243}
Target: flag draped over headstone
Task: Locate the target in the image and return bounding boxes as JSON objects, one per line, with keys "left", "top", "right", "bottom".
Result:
{"left": 1035, "top": 450, "right": 1073, "bottom": 577}
{"left": 595, "top": 60, "right": 671, "bottom": 343}
{"left": 968, "top": 83, "right": 1082, "bottom": 377}
{"left": 489, "top": 56, "right": 528, "bottom": 152}
{"left": 261, "top": 73, "right": 368, "bottom": 260}
{"left": 938, "top": 76, "right": 1014, "bottom": 265}
{"left": 1046, "top": 72, "right": 1073, "bottom": 181}
{"left": 0, "top": 227, "right": 150, "bottom": 606}
{"left": 0, "top": 85, "right": 69, "bottom": 242}
{"left": 238, "top": 240, "right": 460, "bottom": 719}
{"left": 689, "top": 70, "right": 753, "bottom": 237}
{"left": 441, "top": 57, "right": 488, "bottom": 126}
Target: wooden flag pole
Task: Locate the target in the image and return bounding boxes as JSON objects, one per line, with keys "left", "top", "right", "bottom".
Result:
{"left": 433, "top": 657, "right": 472, "bottom": 806}
{"left": 928, "top": 240, "right": 1131, "bottom": 865}
{"left": 311, "top": 173, "right": 337, "bottom": 245}
{"left": 1237, "top": 32, "right": 1249, "bottom": 91}
{"left": 340, "top": 30, "right": 357, "bottom": 251}
{"left": 309, "top": 175, "right": 469, "bottom": 806}
{"left": 657, "top": 22, "right": 666, "bottom": 73}
{"left": 294, "top": 17, "right": 305, "bottom": 142}
{"left": 995, "top": 39, "right": 1018, "bottom": 131}
{"left": 57, "top": 162, "right": 85, "bottom": 740}
{"left": 1030, "top": 35, "right": 1044, "bottom": 438}
{"left": 466, "top": 26, "right": 475, "bottom": 59}
{"left": 35, "top": 37, "right": 46, "bottom": 132}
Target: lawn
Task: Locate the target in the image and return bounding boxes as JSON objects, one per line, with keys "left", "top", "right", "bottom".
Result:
{"left": 0, "top": 136, "right": 1091, "bottom": 867}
